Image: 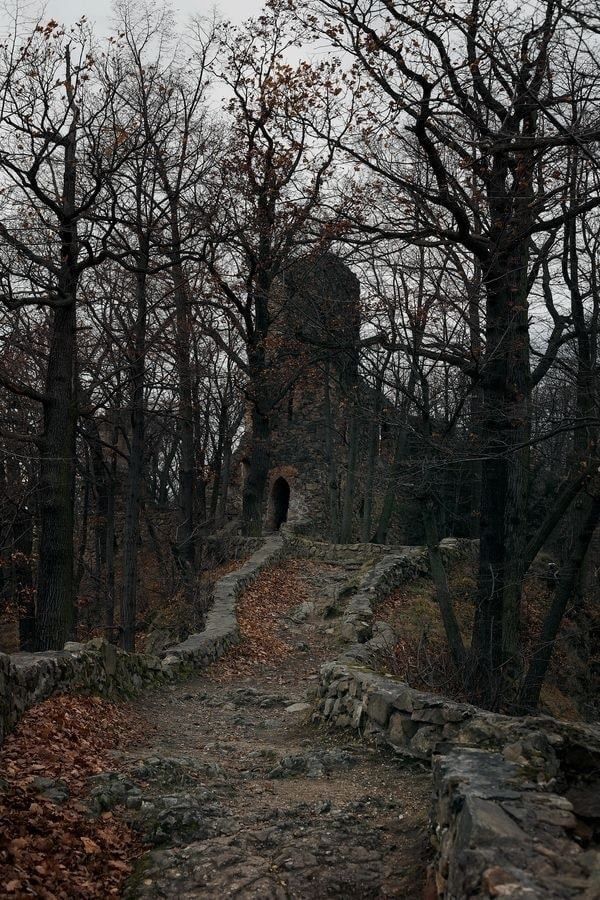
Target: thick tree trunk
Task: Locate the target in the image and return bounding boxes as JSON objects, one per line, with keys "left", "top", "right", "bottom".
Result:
{"left": 35, "top": 301, "right": 77, "bottom": 650}
{"left": 35, "top": 104, "right": 79, "bottom": 650}
{"left": 470, "top": 249, "right": 530, "bottom": 704}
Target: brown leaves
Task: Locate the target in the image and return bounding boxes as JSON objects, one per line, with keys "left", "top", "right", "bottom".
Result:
{"left": 210, "top": 558, "right": 314, "bottom": 678}
{"left": 0, "top": 694, "right": 145, "bottom": 898}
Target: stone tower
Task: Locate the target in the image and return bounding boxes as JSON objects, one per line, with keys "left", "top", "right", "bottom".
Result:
{"left": 231, "top": 254, "right": 361, "bottom": 536}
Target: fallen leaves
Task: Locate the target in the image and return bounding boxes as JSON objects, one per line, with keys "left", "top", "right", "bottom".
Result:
{"left": 0, "top": 694, "right": 145, "bottom": 898}
{"left": 210, "top": 558, "right": 315, "bottom": 678}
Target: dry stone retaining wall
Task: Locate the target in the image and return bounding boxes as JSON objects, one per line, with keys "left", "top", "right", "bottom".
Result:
{"left": 433, "top": 748, "right": 600, "bottom": 899}
{"left": 283, "top": 532, "right": 473, "bottom": 645}
{"left": 0, "top": 535, "right": 284, "bottom": 746}
{"left": 314, "top": 543, "right": 600, "bottom": 899}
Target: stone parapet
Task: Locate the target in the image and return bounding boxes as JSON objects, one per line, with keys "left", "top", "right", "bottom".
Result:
{"left": 432, "top": 748, "right": 600, "bottom": 899}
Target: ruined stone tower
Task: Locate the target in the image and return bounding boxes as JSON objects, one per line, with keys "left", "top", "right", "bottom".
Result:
{"left": 228, "top": 254, "right": 470, "bottom": 542}
{"left": 230, "top": 254, "right": 362, "bottom": 536}
{"left": 264, "top": 254, "right": 361, "bottom": 533}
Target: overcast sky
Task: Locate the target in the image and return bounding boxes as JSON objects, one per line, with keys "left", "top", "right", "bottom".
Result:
{"left": 43, "top": 0, "right": 265, "bottom": 33}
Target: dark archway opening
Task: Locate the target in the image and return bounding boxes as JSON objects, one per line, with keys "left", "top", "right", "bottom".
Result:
{"left": 269, "top": 477, "right": 290, "bottom": 530}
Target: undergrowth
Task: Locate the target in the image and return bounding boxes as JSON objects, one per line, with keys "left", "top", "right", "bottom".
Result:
{"left": 375, "top": 560, "right": 598, "bottom": 720}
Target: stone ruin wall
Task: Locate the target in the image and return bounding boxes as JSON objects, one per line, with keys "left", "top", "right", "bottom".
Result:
{"left": 2, "top": 525, "right": 600, "bottom": 897}
{"left": 307, "top": 535, "right": 600, "bottom": 899}
{"left": 0, "top": 536, "right": 285, "bottom": 746}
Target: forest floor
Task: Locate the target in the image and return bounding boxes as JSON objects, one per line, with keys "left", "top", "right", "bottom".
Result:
{"left": 1, "top": 556, "right": 432, "bottom": 899}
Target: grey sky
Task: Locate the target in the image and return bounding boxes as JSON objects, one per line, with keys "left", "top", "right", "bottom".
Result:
{"left": 46, "top": 0, "right": 265, "bottom": 33}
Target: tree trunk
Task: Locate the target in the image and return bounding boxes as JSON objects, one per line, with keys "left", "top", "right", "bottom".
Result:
{"left": 172, "top": 259, "right": 196, "bottom": 568}
{"left": 216, "top": 425, "right": 233, "bottom": 527}
{"left": 242, "top": 398, "right": 271, "bottom": 536}
{"left": 121, "top": 244, "right": 148, "bottom": 652}
{"left": 73, "top": 449, "right": 91, "bottom": 637}
{"left": 242, "top": 279, "right": 272, "bottom": 537}
{"left": 361, "top": 374, "right": 383, "bottom": 542}
{"left": 340, "top": 388, "right": 359, "bottom": 543}
{"left": 210, "top": 399, "right": 229, "bottom": 521}
{"left": 35, "top": 104, "right": 79, "bottom": 650}
{"left": 35, "top": 301, "right": 77, "bottom": 650}
{"left": 372, "top": 361, "right": 420, "bottom": 544}
{"left": 323, "top": 361, "right": 340, "bottom": 541}
{"left": 422, "top": 496, "right": 466, "bottom": 670}
{"left": 520, "top": 493, "right": 600, "bottom": 711}
{"left": 105, "top": 472, "right": 116, "bottom": 640}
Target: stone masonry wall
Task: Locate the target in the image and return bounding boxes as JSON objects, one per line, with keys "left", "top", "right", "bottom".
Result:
{"left": 432, "top": 748, "right": 600, "bottom": 899}
{"left": 313, "top": 543, "right": 600, "bottom": 899}
{"left": 0, "top": 535, "right": 284, "bottom": 746}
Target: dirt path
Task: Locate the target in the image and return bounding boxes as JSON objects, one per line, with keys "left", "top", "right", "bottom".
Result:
{"left": 112, "top": 558, "right": 432, "bottom": 898}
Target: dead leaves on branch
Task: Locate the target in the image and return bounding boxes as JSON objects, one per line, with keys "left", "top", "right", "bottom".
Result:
{"left": 0, "top": 694, "right": 144, "bottom": 898}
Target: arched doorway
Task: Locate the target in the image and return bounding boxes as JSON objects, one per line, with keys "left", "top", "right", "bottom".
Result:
{"left": 268, "top": 477, "right": 290, "bottom": 530}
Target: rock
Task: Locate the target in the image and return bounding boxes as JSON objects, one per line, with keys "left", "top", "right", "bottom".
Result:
{"left": 89, "top": 773, "right": 141, "bottom": 812}
{"left": 137, "top": 793, "right": 230, "bottom": 844}
{"left": 289, "top": 602, "right": 314, "bottom": 623}
{"left": 388, "top": 711, "right": 419, "bottom": 746}
{"left": 565, "top": 782, "right": 600, "bottom": 822}
{"left": 409, "top": 725, "right": 442, "bottom": 758}
{"left": 482, "top": 866, "right": 524, "bottom": 896}
{"left": 316, "top": 799, "right": 331, "bottom": 814}
{"left": 268, "top": 750, "right": 356, "bottom": 779}
{"left": 144, "top": 628, "right": 181, "bottom": 656}
{"left": 459, "top": 796, "right": 527, "bottom": 843}
{"left": 32, "top": 776, "right": 69, "bottom": 805}
{"left": 131, "top": 756, "right": 224, "bottom": 787}
{"left": 285, "top": 702, "right": 312, "bottom": 714}
{"left": 365, "top": 690, "right": 394, "bottom": 727}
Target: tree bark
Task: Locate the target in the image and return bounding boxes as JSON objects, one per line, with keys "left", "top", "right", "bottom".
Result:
{"left": 171, "top": 253, "right": 196, "bottom": 568}
{"left": 520, "top": 493, "right": 600, "bottom": 711}
{"left": 323, "top": 361, "right": 340, "bottom": 541}
{"left": 242, "top": 275, "right": 272, "bottom": 537}
{"left": 120, "top": 240, "right": 149, "bottom": 652}
{"left": 34, "top": 98, "right": 79, "bottom": 650}
{"left": 340, "top": 387, "right": 359, "bottom": 543}
{"left": 361, "top": 374, "right": 383, "bottom": 542}
{"left": 422, "top": 496, "right": 466, "bottom": 670}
